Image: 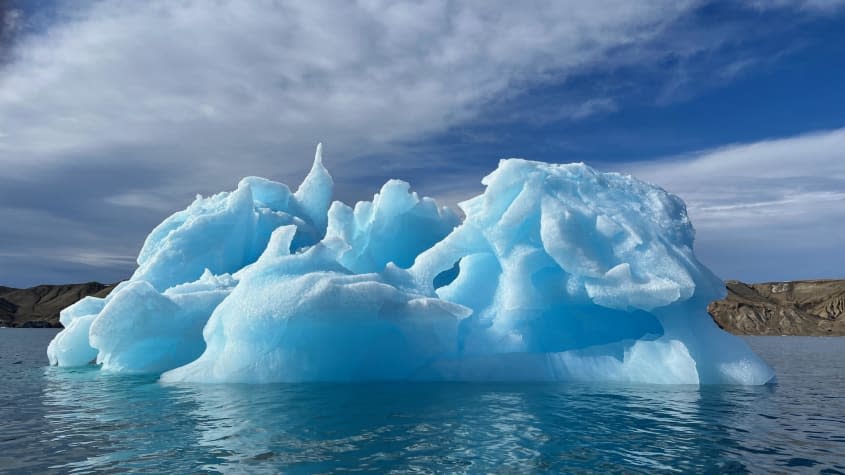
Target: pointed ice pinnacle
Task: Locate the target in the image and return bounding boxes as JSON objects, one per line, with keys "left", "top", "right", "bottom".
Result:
{"left": 313, "top": 142, "right": 324, "bottom": 167}
{"left": 294, "top": 143, "right": 334, "bottom": 233}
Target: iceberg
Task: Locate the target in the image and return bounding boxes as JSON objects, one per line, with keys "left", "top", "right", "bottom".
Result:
{"left": 48, "top": 145, "right": 775, "bottom": 385}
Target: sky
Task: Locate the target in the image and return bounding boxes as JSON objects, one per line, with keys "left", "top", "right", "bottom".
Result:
{"left": 0, "top": 0, "right": 843, "bottom": 287}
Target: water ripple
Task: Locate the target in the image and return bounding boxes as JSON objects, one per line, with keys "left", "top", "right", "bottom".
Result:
{"left": 1, "top": 331, "right": 843, "bottom": 474}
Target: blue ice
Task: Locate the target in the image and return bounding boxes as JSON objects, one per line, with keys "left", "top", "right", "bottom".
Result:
{"left": 48, "top": 145, "right": 775, "bottom": 385}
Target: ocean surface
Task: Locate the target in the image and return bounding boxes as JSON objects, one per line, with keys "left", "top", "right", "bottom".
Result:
{"left": 0, "top": 330, "right": 843, "bottom": 474}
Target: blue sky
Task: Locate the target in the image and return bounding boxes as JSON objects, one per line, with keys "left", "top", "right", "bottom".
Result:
{"left": 0, "top": 0, "right": 844, "bottom": 287}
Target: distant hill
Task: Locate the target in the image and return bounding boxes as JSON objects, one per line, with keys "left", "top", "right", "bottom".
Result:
{"left": 0, "top": 282, "right": 116, "bottom": 328}
{"left": 3, "top": 279, "right": 844, "bottom": 335}
{"left": 708, "top": 280, "right": 845, "bottom": 336}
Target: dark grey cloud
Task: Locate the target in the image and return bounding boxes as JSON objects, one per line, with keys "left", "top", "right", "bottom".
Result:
{"left": 0, "top": 1, "right": 21, "bottom": 60}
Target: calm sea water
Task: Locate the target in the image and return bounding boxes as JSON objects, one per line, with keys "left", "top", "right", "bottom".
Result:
{"left": 1, "top": 329, "right": 843, "bottom": 474}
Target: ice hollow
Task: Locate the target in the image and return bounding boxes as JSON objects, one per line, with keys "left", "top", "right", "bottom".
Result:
{"left": 48, "top": 146, "right": 775, "bottom": 385}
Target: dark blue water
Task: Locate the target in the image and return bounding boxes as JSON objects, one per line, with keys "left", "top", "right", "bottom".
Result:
{"left": 1, "top": 330, "right": 843, "bottom": 474}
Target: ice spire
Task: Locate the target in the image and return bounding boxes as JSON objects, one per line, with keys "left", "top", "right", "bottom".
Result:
{"left": 294, "top": 143, "right": 333, "bottom": 233}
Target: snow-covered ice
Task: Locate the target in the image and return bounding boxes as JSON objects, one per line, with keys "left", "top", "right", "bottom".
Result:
{"left": 48, "top": 145, "right": 775, "bottom": 385}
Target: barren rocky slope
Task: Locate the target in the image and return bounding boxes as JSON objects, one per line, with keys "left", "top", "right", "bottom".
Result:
{"left": 708, "top": 280, "right": 845, "bottom": 336}
{"left": 0, "top": 283, "right": 115, "bottom": 328}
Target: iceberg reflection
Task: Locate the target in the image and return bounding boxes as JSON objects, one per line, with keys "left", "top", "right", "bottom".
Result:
{"left": 40, "top": 366, "right": 779, "bottom": 473}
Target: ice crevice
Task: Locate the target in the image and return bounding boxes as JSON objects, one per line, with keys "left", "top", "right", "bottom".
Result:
{"left": 47, "top": 145, "right": 775, "bottom": 385}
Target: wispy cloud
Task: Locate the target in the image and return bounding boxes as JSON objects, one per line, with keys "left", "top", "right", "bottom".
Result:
{"left": 622, "top": 128, "right": 845, "bottom": 281}
{"left": 0, "top": 1, "right": 700, "bottom": 172}
{"left": 750, "top": 0, "right": 845, "bottom": 13}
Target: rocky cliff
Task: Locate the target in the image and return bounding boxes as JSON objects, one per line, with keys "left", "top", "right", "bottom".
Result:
{"left": 0, "top": 283, "right": 115, "bottom": 328}
{"left": 708, "top": 280, "right": 845, "bottom": 336}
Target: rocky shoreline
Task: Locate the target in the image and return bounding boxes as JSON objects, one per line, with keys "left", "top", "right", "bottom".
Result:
{"left": 2, "top": 279, "right": 843, "bottom": 336}
{"left": 0, "top": 282, "right": 115, "bottom": 328}
{"left": 708, "top": 280, "right": 845, "bottom": 336}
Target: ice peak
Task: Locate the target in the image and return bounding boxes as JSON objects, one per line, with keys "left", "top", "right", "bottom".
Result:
{"left": 314, "top": 142, "right": 324, "bottom": 166}
{"left": 294, "top": 143, "right": 334, "bottom": 233}
{"left": 296, "top": 143, "right": 330, "bottom": 194}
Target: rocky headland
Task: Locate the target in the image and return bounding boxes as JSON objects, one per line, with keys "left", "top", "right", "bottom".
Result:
{"left": 1, "top": 279, "right": 843, "bottom": 335}
{"left": 0, "top": 282, "right": 115, "bottom": 328}
{"left": 708, "top": 280, "right": 845, "bottom": 336}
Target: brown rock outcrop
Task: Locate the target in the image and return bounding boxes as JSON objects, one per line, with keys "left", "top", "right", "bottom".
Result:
{"left": 708, "top": 280, "right": 845, "bottom": 336}
{"left": 0, "top": 283, "right": 115, "bottom": 328}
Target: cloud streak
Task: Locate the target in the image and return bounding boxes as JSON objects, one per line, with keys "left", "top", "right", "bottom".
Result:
{"left": 622, "top": 128, "right": 845, "bottom": 282}
{"left": 0, "top": 1, "right": 698, "bottom": 169}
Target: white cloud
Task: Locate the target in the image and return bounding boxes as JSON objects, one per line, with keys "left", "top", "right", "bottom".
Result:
{"left": 104, "top": 191, "right": 181, "bottom": 212}
{"left": 0, "top": 0, "right": 697, "bottom": 178}
{"left": 750, "top": 0, "right": 845, "bottom": 13}
{"left": 621, "top": 128, "right": 845, "bottom": 281}
{"left": 0, "top": 0, "right": 714, "bottom": 285}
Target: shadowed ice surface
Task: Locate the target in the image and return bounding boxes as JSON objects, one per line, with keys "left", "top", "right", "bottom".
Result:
{"left": 2, "top": 329, "right": 843, "bottom": 473}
